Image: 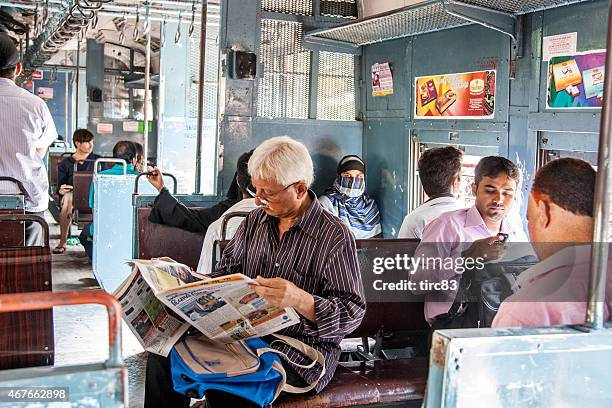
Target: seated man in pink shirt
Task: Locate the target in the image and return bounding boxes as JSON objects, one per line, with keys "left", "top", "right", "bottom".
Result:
{"left": 412, "top": 156, "right": 528, "bottom": 324}
{"left": 493, "top": 158, "right": 611, "bottom": 328}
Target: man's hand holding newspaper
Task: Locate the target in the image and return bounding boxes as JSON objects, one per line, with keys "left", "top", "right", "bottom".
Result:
{"left": 114, "top": 258, "right": 300, "bottom": 356}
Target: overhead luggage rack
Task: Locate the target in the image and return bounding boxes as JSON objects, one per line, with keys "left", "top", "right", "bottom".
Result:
{"left": 305, "top": 0, "right": 591, "bottom": 47}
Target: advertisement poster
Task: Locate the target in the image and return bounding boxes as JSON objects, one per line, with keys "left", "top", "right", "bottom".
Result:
{"left": 371, "top": 62, "right": 394, "bottom": 96}
{"left": 414, "top": 70, "right": 496, "bottom": 119}
{"left": 547, "top": 50, "right": 605, "bottom": 109}
{"left": 37, "top": 87, "right": 54, "bottom": 100}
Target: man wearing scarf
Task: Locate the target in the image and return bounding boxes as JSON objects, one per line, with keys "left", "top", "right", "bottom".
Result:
{"left": 319, "top": 155, "right": 383, "bottom": 239}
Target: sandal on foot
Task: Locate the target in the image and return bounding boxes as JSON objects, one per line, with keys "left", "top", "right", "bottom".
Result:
{"left": 52, "top": 246, "right": 67, "bottom": 254}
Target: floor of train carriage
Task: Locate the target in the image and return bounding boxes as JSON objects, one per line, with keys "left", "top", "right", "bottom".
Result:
{"left": 48, "top": 213, "right": 147, "bottom": 408}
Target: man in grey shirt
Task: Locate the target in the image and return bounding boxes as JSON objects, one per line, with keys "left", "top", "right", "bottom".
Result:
{"left": 0, "top": 33, "right": 58, "bottom": 245}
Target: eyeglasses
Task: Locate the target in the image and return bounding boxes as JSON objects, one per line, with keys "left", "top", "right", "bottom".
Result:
{"left": 247, "top": 181, "right": 299, "bottom": 204}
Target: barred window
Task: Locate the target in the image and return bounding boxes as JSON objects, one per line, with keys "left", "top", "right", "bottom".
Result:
{"left": 261, "top": 0, "right": 313, "bottom": 16}
{"left": 258, "top": 19, "right": 311, "bottom": 119}
{"left": 317, "top": 51, "right": 356, "bottom": 120}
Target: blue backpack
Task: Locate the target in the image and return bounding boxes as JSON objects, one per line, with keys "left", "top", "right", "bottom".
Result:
{"left": 170, "top": 334, "right": 325, "bottom": 407}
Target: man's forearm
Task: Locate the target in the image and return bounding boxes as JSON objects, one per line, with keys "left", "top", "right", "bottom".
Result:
{"left": 296, "top": 291, "right": 316, "bottom": 322}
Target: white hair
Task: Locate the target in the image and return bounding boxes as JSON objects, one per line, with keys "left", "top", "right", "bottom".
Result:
{"left": 248, "top": 136, "right": 314, "bottom": 187}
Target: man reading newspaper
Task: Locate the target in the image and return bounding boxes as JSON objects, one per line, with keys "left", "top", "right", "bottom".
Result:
{"left": 144, "top": 137, "right": 366, "bottom": 408}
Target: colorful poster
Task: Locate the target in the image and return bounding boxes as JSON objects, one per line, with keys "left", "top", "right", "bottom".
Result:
{"left": 21, "top": 81, "right": 34, "bottom": 93}
{"left": 414, "top": 70, "right": 496, "bottom": 119}
{"left": 371, "top": 62, "right": 394, "bottom": 96}
{"left": 547, "top": 50, "right": 605, "bottom": 109}
{"left": 37, "top": 87, "right": 54, "bottom": 100}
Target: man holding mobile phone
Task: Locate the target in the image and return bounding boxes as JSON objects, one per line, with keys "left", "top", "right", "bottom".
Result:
{"left": 411, "top": 156, "right": 528, "bottom": 324}
{"left": 54, "top": 129, "right": 100, "bottom": 254}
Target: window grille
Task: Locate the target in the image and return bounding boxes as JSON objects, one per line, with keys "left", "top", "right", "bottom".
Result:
{"left": 258, "top": 19, "right": 311, "bottom": 119}
{"left": 261, "top": 0, "right": 313, "bottom": 16}
{"left": 188, "top": 31, "right": 219, "bottom": 119}
{"left": 317, "top": 51, "right": 355, "bottom": 120}
{"left": 320, "top": 0, "right": 358, "bottom": 19}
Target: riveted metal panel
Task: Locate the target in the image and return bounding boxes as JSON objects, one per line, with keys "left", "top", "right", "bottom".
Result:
{"left": 317, "top": 51, "right": 356, "bottom": 120}
{"left": 257, "top": 19, "right": 312, "bottom": 119}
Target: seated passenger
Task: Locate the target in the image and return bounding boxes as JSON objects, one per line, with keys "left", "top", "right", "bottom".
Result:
{"left": 144, "top": 136, "right": 366, "bottom": 407}
{"left": 412, "top": 156, "right": 528, "bottom": 324}
{"left": 399, "top": 146, "right": 463, "bottom": 239}
{"left": 195, "top": 150, "right": 257, "bottom": 275}
{"left": 133, "top": 141, "right": 145, "bottom": 172}
{"left": 79, "top": 140, "right": 140, "bottom": 260}
{"left": 54, "top": 129, "right": 101, "bottom": 254}
{"left": 146, "top": 169, "right": 242, "bottom": 234}
{"left": 493, "top": 158, "right": 611, "bottom": 327}
{"left": 319, "top": 155, "right": 382, "bottom": 238}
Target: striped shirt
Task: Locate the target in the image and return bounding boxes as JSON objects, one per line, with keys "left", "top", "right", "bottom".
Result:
{"left": 215, "top": 192, "right": 366, "bottom": 392}
{"left": 0, "top": 78, "right": 58, "bottom": 212}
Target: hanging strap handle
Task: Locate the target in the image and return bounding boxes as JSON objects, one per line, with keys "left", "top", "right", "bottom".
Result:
{"left": 256, "top": 334, "right": 326, "bottom": 394}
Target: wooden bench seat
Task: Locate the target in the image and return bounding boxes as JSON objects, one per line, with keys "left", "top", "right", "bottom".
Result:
{"left": 275, "top": 357, "right": 428, "bottom": 408}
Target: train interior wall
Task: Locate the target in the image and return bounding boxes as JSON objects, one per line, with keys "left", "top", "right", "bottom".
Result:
{"left": 361, "top": 0, "right": 607, "bottom": 236}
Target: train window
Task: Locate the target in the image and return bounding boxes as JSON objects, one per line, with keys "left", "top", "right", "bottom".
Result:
{"left": 317, "top": 51, "right": 356, "bottom": 120}
{"left": 258, "top": 19, "right": 311, "bottom": 118}
{"left": 411, "top": 142, "right": 498, "bottom": 211}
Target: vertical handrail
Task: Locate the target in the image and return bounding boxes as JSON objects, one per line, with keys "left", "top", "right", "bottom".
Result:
{"left": 195, "top": 0, "right": 208, "bottom": 194}
{"left": 586, "top": 1, "right": 612, "bottom": 329}
{"left": 143, "top": 1, "right": 152, "bottom": 169}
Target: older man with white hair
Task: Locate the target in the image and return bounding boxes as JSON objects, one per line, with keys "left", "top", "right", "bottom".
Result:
{"left": 144, "top": 136, "right": 366, "bottom": 408}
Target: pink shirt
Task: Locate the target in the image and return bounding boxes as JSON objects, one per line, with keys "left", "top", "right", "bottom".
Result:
{"left": 493, "top": 245, "right": 612, "bottom": 328}
{"left": 413, "top": 205, "right": 528, "bottom": 322}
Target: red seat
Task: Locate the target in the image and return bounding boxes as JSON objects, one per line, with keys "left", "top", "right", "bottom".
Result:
{"left": 0, "top": 214, "right": 53, "bottom": 369}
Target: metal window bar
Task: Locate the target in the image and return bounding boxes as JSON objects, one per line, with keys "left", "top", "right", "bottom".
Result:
{"left": 317, "top": 51, "right": 355, "bottom": 120}
{"left": 258, "top": 19, "right": 311, "bottom": 119}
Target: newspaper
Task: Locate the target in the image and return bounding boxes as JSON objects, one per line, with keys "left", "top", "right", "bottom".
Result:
{"left": 114, "top": 258, "right": 300, "bottom": 356}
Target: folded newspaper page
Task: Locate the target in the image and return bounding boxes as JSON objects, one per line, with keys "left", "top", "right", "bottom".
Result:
{"left": 114, "top": 258, "right": 300, "bottom": 354}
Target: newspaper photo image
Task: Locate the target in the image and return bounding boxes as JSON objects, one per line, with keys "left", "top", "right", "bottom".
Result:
{"left": 115, "top": 258, "right": 301, "bottom": 354}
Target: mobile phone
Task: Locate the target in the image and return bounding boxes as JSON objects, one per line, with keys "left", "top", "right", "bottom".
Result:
{"left": 495, "top": 233, "right": 509, "bottom": 244}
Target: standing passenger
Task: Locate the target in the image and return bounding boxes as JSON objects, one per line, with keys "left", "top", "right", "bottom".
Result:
{"left": 412, "top": 156, "right": 528, "bottom": 324}
{"left": 399, "top": 146, "right": 463, "bottom": 239}
{"left": 319, "top": 155, "right": 382, "bottom": 238}
{"left": 493, "top": 158, "right": 611, "bottom": 327}
{"left": 0, "top": 33, "right": 58, "bottom": 246}
{"left": 54, "top": 129, "right": 101, "bottom": 254}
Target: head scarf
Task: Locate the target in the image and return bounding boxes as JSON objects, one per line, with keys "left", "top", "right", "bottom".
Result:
{"left": 323, "top": 156, "right": 382, "bottom": 238}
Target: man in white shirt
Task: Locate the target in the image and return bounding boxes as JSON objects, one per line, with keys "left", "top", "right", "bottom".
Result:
{"left": 196, "top": 150, "right": 259, "bottom": 274}
{"left": 399, "top": 146, "right": 463, "bottom": 239}
{"left": 0, "top": 34, "right": 58, "bottom": 246}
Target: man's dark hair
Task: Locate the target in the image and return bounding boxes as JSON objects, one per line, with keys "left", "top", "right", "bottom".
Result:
{"left": 133, "top": 142, "right": 144, "bottom": 163}
{"left": 532, "top": 158, "right": 595, "bottom": 217}
{"left": 418, "top": 146, "right": 463, "bottom": 197}
{"left": 0, "top": 66, "right": 16, "bottom": 78}
{"left": 112, "top": 140, "right": 137, "bottom": 163}
{"left": 73, "top": 129, "right": 94, "bottom": 144}
{"left": 236, "top": 150, "right": 254, "bottom": 196}
{"left": 474, "top": 156, "right": 521, "bottom": 185}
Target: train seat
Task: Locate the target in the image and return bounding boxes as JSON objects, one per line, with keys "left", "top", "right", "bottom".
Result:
{"left": 72, "top": 170, "right": 94, "bottom": 229}
{"left": 136, "top": 206, "right": 205, "bottom": 269}
{"left": 0, "top": 215, "right": 53, "bottom": 370}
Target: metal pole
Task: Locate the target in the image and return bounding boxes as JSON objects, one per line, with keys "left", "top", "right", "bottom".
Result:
{"left": 75, "top": 36, "right": 80, "bottom": 131}
{"left": 586, "top": 1, "right": 612, "bottom": 329}
{"left": 64, "top": 71, "right": 69, "bottom": 144}
{"left": 143, "top": 2, "right": 151, "bottom": 168}
{"left": 194, "top": 0, "right": 208, "bottom": 193}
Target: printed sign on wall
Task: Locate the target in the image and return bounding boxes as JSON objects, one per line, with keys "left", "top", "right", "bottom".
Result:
{"left": 37, "top": 87, "right": 54, "bottom": 100}
{"left": 414, "top": 70, "right": 496, "bottom": 119}
{"left": 371, "top": 62, "right": 394, "bottom": 96}
{"left": 547, "top": 50, "right": 605, "bottom": 109}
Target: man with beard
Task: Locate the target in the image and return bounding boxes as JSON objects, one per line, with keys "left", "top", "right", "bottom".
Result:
{"left": 411, "top": 156, "right": 528, "bottom": 324}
